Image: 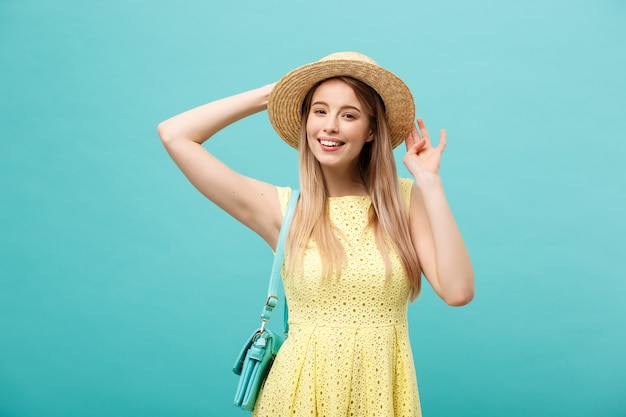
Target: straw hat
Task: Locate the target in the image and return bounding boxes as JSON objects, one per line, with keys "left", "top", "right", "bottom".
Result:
{"left": 267, "top": 52, "right": 415, "bottom": 149}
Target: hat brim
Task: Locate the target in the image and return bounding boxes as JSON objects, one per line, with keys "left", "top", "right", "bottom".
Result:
{"left": 268, "top": 58, "right": 415, "bottom": 149}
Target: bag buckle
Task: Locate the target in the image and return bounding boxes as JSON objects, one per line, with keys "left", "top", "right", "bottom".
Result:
{"left": 265, "top": 295, "right": 278, "bottom": 309}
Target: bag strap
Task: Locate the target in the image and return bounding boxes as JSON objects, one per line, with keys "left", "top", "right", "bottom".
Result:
{"left": 259, "top": 189, "right": 299, "bottom": 327}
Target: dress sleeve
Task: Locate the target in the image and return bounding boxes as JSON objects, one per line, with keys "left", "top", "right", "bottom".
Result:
{"left": 276, "top": 186, "right": 292, "bottom": 218}
{"left": 398, "top": 178, "right": 414, "bottom": 215}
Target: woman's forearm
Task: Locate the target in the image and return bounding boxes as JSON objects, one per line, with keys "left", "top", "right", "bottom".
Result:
{"left": 157, "top": 83, "right": 275, "bottom": 145}
{"left": 417, "top": 174, "right": 474, "bottom": 305}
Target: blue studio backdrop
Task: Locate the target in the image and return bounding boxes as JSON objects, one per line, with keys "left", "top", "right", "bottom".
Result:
{"left": 1, "top": 0, "right": 625, "bottom": 416}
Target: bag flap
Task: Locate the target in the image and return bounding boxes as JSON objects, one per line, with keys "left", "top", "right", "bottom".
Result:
{"left": 232, "top": 328, "right": 262, "bottom": 375}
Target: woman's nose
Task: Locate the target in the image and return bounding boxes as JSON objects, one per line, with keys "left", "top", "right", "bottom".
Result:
{"left": 323, "top": 116, "right": 339, "bottom": 133}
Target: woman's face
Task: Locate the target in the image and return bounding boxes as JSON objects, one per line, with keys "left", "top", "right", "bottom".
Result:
{"left": 305, "top": 78, "right": 374, "bottom": 173}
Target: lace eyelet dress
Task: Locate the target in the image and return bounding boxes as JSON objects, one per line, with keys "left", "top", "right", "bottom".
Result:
{"left": 252, "top": 178, "right": 421, "bottom": 417}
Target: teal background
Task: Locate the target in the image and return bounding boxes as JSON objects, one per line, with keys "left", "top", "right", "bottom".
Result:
{"left": 1, "top": 0, "right": 625, "bottom": 416}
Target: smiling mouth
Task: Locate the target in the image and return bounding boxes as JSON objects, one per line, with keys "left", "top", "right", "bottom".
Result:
{"left": 319, "top": 139, "right": 345, "bottom": 147}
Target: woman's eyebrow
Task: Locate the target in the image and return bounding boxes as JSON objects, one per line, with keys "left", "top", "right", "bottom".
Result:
{"left": 311, "top": 101, "right": 362, "bottom": 112}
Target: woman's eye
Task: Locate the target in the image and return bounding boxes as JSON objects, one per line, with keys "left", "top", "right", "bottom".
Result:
{"left": 313, "top": 109, "right": 326, "bottom": 115}
{"left": 343, "top": 113, "right": 355, "bottom": 119}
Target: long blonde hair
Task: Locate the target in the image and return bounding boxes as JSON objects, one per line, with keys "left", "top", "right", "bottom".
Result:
{"left": 285, "top": 76, "right": 422, "bottom": 300}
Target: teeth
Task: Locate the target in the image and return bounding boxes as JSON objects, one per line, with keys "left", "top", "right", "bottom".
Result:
{"left": 320, "top": 140, "right": 342, "bottom": 147}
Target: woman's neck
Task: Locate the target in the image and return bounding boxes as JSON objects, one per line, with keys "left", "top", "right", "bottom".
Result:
{"left": 321, "top": 166, "right": 368, "bottom": 197}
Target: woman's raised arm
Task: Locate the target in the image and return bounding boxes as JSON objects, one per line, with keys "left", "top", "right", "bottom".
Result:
{"left": 404, "top": 118, "right": 475, "bottom": 306}
{"left": 157, "top": 84, "right": 283, "bottom": 249}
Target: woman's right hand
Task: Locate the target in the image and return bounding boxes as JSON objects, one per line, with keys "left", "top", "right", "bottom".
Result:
{"left": 258, "top": 82, "right": 277, "bottom": 109}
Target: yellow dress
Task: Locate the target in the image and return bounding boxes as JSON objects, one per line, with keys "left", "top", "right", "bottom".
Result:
{"left": 253, "top": 178, "right": 421, "bottom": 417}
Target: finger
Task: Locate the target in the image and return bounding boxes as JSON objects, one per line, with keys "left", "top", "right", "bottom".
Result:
{"left": 437, "top": 129, "right": 447, "bottom": 152}
{"left": 416, "top": 117, "right": 431, "bottom": 146}
{"left": 407, "top": 139, "right": 426, "bottom": 155}
{"left": 404, "top": 124, "right": 420, "bottom": 151}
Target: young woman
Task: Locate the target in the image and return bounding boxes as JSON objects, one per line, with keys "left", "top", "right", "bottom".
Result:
{"left": 158, "top": 52, "right": 474, "bottom": 417}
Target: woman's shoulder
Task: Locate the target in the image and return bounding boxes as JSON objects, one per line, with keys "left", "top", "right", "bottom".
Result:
{"left": 276, "top": 186, "right": 294, "bottom": 216}
{"left": 398, "top": 177, "right": 414, "bottom": 193}
{"left": 398, "top": 177, "right": 414, "bottom": 213}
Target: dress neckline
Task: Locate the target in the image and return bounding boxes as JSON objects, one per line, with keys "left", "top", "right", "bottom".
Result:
{"left": 327, "top": 194, "right": 371, "bottom": 201}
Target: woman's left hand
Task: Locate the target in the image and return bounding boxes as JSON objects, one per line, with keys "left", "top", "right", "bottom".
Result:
{"left": 402, "top": 117, "right": 446, "bottom": 180}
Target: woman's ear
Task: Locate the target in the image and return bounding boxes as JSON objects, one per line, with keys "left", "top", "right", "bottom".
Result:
{"left": 366, "top": 130, "right": 375, "bottom": 143}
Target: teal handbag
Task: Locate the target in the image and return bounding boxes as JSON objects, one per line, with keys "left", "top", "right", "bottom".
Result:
{"left": 233, "top": 189, "right": 299, "bottom": 411}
